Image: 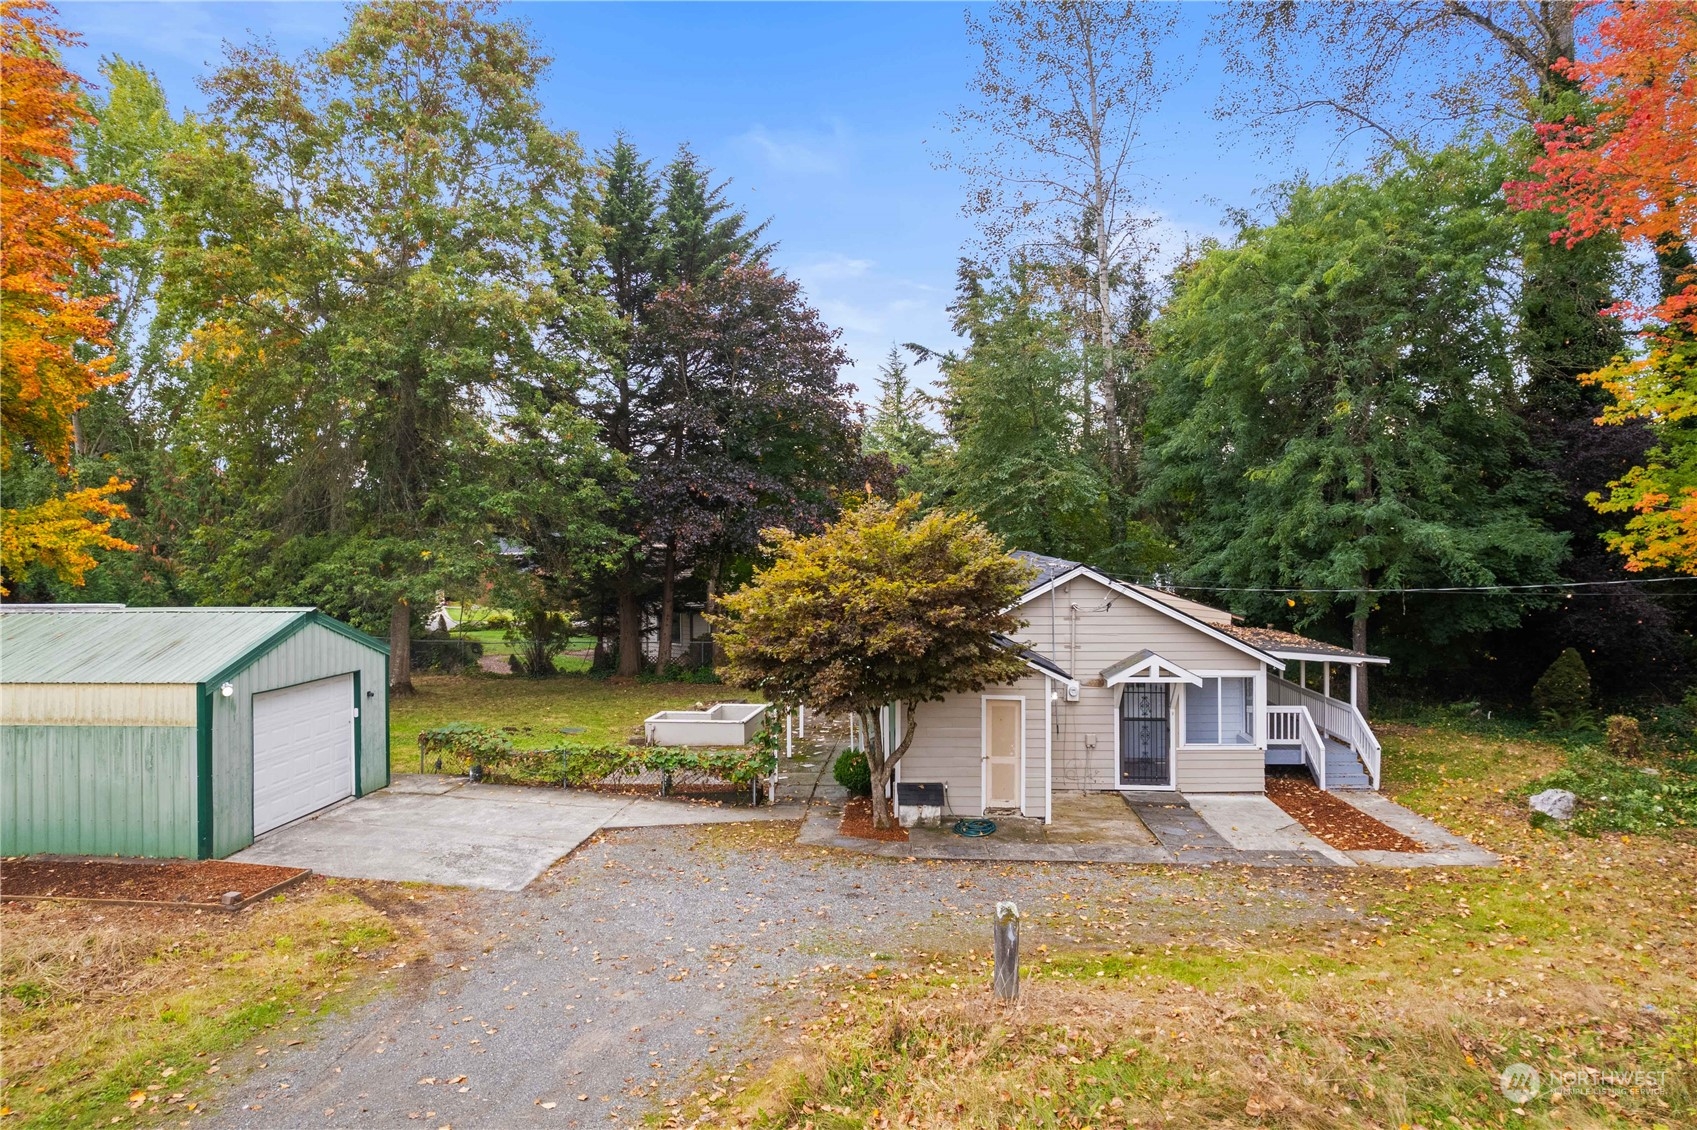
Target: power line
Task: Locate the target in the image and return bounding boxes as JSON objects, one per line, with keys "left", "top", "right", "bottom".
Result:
{"left": 1110, "top": 575, "right": 1696, "bottom": 597}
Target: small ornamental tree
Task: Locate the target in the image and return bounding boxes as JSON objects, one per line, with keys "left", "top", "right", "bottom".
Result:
{"left": 714, "top": 496, "right": 1035, "bottom": 828}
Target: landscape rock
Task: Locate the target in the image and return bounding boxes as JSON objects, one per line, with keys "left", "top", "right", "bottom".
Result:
{"left": 1528, "top": 788, "right": 1577, "bottom": 821}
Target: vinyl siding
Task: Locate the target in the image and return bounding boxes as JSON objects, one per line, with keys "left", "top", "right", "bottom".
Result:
{"left": 1, "top": 725, "right": 197, "bottom": 857}
{"left": 1177, "top": 747, "right": 1263, "bottom": 793}
{"left": 1016, "top": 575, "right": 1267, "bottom": 794}
{"left": 209, "top": 621, "right": 388, "bottom": 857}
{"left": 899, "top": 673, "right": 1050, "bottom": 818}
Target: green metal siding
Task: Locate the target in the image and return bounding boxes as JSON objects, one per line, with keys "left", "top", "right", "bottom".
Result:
{"left": 208, "top": 621, "right": 389, "bottom": 857}
{"left": 1, "top": 725, "right": 197, "bottom": 858}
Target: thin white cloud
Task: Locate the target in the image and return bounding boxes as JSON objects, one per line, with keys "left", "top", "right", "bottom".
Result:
{"left": 62, "top": 1, "right": 337, "bottom": 74}
{"left": 734, "top": 120, "right": 852, "bottom": 176}
{"left": 780, "top": 250, "right": 960, "bottom": 400}
{"left": 796, "top": 254, "right": 874, "bottom": 282}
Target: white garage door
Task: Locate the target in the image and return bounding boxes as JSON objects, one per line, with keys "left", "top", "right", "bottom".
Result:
{"left": 252, "top": 674, "right": 356, "bottom": 835}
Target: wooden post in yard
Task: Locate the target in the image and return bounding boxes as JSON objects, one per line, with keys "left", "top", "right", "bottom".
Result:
{"left": 799, "top": 704, "right": 806, "bottom": 737}
{"left": 992, "top": 902, "right": 1021, "bottom": 1001}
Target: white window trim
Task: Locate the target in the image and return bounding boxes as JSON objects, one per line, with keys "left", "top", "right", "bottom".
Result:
{"left": 1177, "top": 669, "right": 1266, "bottom": 751}
{"left": 1111, "top": 682, "right": 1178, "bottom": 792}
{"left": 980, "top": 694, "right": 1026, "bottom": 814}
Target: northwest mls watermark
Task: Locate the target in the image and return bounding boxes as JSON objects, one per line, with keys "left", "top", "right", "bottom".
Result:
{"left": 1499, "top": 1062, "right": 1669, "bottom": 1104}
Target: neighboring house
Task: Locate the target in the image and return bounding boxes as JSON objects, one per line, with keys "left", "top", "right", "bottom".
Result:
{"left": 0, "top": 605, "right": 389, "bottom": 859}
{"left": 890, "top": 553, "right": 1388, "bottom": 824}
{"left": 640, "top": 604, "right": 715, "bottom": 668}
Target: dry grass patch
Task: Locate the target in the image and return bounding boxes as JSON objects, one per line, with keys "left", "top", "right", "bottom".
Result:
{"left": 0, "top": 879, "right": 427, "bottom": 1129}
{"left": 709, "top": 721, "right": 1696, "bottom": 1129}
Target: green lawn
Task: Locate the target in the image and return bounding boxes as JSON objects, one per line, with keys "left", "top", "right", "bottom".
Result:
{"left": 445, "top": 628, "right": 595, "bottom": 672}
{"left": 388, "top": 672, "right": 733, "bottom": 769}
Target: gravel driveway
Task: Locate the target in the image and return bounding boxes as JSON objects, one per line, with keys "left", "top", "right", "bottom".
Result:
{"left": 212, "top": 822, "right": 1361, "bottom": 1128}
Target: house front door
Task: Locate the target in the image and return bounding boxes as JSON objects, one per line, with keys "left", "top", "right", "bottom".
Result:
{"left": 1119, "top": 684, "right": 1171, "bottom": 788}
{"left": 984, "top": 698, "right": 1022, "bottom": 809}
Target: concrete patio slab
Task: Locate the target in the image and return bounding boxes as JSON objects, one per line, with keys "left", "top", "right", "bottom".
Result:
{"left": 1046, "top": 793, "right": 1159, "bottom": 845}
{"left": 1186, "top": 794, "right": 1355, "bottom": 867}
{"left": 229, "top": 776, "right": 802, "bottom": 891}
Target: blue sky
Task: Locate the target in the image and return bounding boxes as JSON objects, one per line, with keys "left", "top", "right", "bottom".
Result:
{"left": 58, "top": 1, "right": 1355, "bottom": 401}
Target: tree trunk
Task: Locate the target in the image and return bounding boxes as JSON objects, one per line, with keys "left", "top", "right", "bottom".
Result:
{"left": 616, "top": 582, "right": 642, "bottom": 677}
{"left": 862, "top": 703, "right": 918, "bottom": 829}
{"left": 704, "top": 556, "right": 725, "bottom": 667}
{"left": 657, "top": 540, "right": 677, "bottom": 670}
{"left": 389, "top": 597, "right": 414, "bottom": 696}
{"left": 1352, "top": 613, "right": 1370, "bottom": 720}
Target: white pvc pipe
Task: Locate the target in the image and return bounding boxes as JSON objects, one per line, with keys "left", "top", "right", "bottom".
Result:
{"left": 785, "top": 707, "right": 793, "bottom": 758}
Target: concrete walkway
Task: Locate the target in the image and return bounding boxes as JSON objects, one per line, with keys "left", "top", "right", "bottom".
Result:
{"left": 1185, "top": 794, "right": 1354, "bottom": 866}
{"left": 1332, "top": 790, "right": 1500, "bottom": 867}
{"left": 230, "top": 775, "right": 801, "bottom": 891}
{"left": 799, "top": 788, "right": 1494, "bottom": 869}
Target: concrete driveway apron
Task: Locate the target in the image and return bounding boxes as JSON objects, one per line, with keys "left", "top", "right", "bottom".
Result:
{"left": 230, "top": 775, "right": 798, "bottom": 891}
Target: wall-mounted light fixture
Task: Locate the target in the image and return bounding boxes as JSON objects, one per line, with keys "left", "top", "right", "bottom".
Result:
{"left": 220, "top": 682, "right": 234, "bottom": 698}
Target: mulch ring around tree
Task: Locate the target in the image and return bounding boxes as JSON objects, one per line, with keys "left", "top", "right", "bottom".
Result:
{"left": 0, "top": 858, "right": 310, "bottom": 910}
{"left": 839, "top": 797, "right": 909, "bottom": 842}
{"left": 1264, "top": 769, "right": 1425, "bottom": 853}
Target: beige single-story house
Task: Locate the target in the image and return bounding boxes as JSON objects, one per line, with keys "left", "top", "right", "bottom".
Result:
{"left": 888, "top": 553, "right": 1388, "bottom": 823}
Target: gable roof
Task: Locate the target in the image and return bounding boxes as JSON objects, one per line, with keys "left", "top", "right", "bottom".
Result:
{"left": 1009, "top": 552, "right": 1390, "bottom": 669}
{"left": 1011, "top": 553, "right": 1281, "bottom": 667}
{"left": 1100, "top": 649, "right": 1203, "bottom": 686}
{"left": 993, "top": 633, "right": 1071, "bottom": 681}
{"left": 1013, "top": 552, "right": 1236, "bottom": 625}
{"left": 0, "top": 606, "right": 386, "bottom": 684}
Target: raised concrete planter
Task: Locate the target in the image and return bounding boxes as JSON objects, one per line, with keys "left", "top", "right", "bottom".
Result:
{"left": 644, "top": 701, "right": 769, "bottom": 747}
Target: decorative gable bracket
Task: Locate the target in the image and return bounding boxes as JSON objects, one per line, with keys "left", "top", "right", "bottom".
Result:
{"left": 1100, "top": 649, "right": 1204, "bottom": 687}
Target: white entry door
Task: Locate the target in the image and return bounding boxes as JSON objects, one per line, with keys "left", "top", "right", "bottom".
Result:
{"left": 984, "top": 697, "right": 1023, "bottom": 809}
{"left": 253, "top": 674, "right": 356, "bottom": 835}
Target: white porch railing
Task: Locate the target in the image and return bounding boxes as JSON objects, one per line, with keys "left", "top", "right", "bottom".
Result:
{"left": 1267, "top": 675, "right": 1381, "bottom": 789}
{"left": 1267, "top": 705, "right": 1326, "bottom": 789}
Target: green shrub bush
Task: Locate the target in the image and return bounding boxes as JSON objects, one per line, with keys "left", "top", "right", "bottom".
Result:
{"left": 417, "top": 722, "right": 513, "bottom": 774}
{"left": 1526, "top": 750, "right": 1697, "bottom": 836}
{"left": 834, "top": 750, "right": 872, "bottom": 797}
{"left": 418, "top": 723, "right": 775, "bottom": 792}
{"left": 1531, "top": 648, "right": 1592, "bottom": 728}
{"left": 1605, "top": 715, "right": 1644, "bottom": 760}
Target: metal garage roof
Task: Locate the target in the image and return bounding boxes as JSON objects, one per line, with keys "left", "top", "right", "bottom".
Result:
{"left": 0, "top": 607, "right": 321, "bottom": 684}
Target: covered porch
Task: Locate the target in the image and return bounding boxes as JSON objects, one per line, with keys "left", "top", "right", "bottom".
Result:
{"left": 1254, "top": 638, "right": 1389, "bottom": 791}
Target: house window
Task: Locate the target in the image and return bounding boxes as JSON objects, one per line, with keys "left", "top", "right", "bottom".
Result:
{"left": 1184, "top": 677, "right": 1254, "bottom": 745}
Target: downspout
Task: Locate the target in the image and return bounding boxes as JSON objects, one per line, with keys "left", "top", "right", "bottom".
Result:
{"left": 1044, "top": 679, "right": 1053, "bottom": 825}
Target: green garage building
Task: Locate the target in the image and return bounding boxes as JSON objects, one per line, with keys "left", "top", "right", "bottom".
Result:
{"left": 1, "top": 606, "right": 389, "bottom": 859}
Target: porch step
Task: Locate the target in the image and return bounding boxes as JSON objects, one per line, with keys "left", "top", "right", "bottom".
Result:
{"left": 1322, "top": 737, "right": 1372, "bottom": 789}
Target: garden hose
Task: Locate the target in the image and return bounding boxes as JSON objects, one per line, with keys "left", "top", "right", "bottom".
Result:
{"left": 952, "top": 817, "right": 998, "bottom": 838}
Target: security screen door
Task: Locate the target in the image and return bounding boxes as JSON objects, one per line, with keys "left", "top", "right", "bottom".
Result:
{"left": 1119, "top": 684, "right": 1171, "bottom": 787}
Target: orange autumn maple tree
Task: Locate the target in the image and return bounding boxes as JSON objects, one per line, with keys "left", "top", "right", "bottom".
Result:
{"left": 0, "top": 0, "right": 138, "bottom": 593}
{"left": 1513, "top": 0, "right": 1697, "bottom": 573}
